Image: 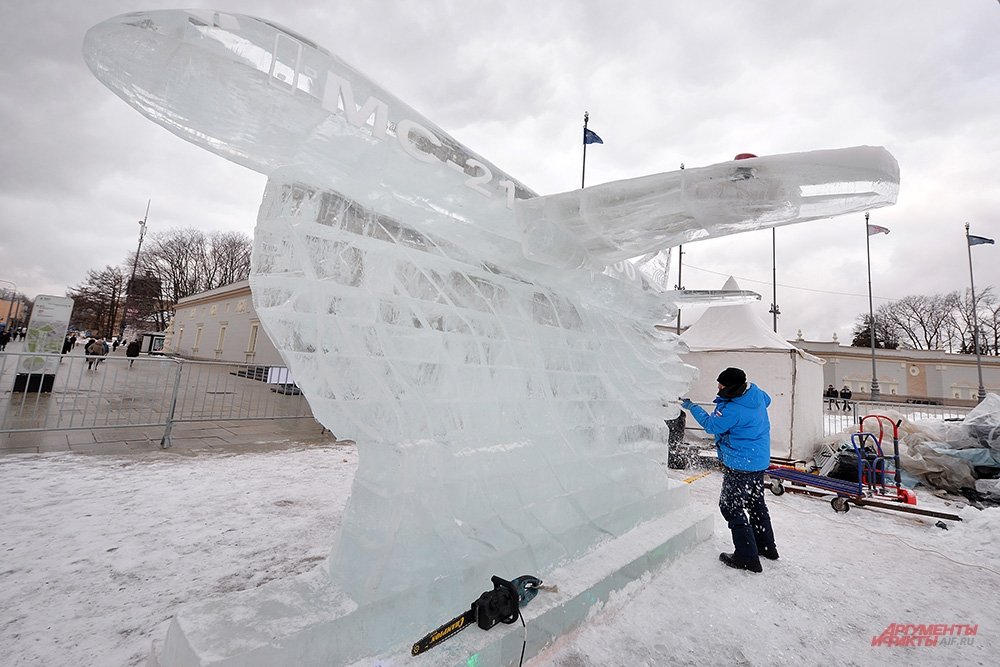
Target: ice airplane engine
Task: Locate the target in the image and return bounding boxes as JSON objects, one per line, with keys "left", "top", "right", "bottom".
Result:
{"left": 84, "top": 9, "right": 899, "bottom": 665}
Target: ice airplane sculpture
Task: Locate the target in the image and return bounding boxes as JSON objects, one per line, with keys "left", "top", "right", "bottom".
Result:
{"left": 84, "top": 10, "right": 899, "bottom": 665}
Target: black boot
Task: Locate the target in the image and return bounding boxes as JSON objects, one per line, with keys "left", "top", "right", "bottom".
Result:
{"left": 719, "top": 552, "right": 762, "bottom": 573}
{"left": 758, "top": 545, "right": 780, "bottom": 561}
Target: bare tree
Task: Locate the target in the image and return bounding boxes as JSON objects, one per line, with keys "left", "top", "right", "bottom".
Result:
{"left": 207, "top": 231, "right": 253, "bottom": 289}
{"left": 883, "top": 292, "right": 959, "bottom": 350}
{"left": 951, "top": 286, "right": 997, "bottom": 355}
{"left": 983, "top": 297, "right": 1000, "bottom": 357}
{"left": 138, "top": 228, "right": 208, "bottom": 303}
{"left": 138, "top": 228, "right": 252, "bottom": 304}
{"left": 67, "top": 266, "right": 126, "bottom": 336}
{"left": 849, "top": 306, "right": 899, "bottom": 349}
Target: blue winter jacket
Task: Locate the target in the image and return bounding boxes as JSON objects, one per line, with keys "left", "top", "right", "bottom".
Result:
{"left": 687, "top": 383, "right": 772, "bottom": 472}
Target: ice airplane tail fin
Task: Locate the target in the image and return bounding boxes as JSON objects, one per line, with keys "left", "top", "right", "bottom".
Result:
{"left": 515, "top": 146, "right": 900, "bottom": 270}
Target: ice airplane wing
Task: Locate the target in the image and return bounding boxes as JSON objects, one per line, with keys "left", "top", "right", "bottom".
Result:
{"left": 83, "top": 10, "right": 899, "bottom": 281}
{"left": 516, "top": 147, "right": 899, "bottom": 270}
{"left": 84, "top": 9, "right": 898, "bottom": 665}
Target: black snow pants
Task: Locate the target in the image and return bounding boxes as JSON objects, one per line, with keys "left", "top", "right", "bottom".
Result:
{"left": 719, "top": 467, "right": 776, "bottom": 561}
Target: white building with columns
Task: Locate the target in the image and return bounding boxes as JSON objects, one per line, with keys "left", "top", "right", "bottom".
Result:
{"left": 164, "top": 280, "right": 282, "bottom": 365}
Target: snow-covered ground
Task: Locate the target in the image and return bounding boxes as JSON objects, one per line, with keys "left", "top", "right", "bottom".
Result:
{"left": 2, "top": 443, "right": 998, "bottom": 667}
{"left": 1, "top": 445, "right": 355, "bottom": 667}
{"left": 531, "top": 469, "right": 998, "bottom": 667}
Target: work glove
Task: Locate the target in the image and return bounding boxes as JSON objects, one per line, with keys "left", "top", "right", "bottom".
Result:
{"left": 679, "top": 398, "right": 695, "bottom": 411}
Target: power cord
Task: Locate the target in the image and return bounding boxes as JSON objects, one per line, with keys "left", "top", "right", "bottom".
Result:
{"left": 518, "top": 609, "right": 526, "bottom": 667}
{"left": 516, "top": 582, "right": 557, "bottom": 666}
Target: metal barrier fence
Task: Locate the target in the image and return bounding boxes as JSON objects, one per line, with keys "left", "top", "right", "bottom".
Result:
{"left": 3, "top": 347, "right": 975, "bottom": 448}
{"left": 822, "top": 400, "right": 971, "bottom": 437}
{"left": 0, "top": 350, "right": 313, "bottom": 447}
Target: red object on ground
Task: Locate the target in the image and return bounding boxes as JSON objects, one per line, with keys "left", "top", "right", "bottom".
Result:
{"left": 734, "top": 153, "right": 758, "bottom": 160}
{"left": 898, "top": 488, "right": 918, "bottom": 505}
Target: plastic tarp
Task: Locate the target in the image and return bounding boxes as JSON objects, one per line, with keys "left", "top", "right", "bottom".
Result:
{"left": 899, "top": 394, "right": 1000, "bottom": 493}
{"left": 817, "top": 395, "right": 1000, "bottom": 493}
{"left": 680, "top": 277, "right": 825, "bottom": 461}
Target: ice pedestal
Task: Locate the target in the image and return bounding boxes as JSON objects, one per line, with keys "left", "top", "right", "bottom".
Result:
{"left": 149, "top": 481, "right": 710, "bottom": 666}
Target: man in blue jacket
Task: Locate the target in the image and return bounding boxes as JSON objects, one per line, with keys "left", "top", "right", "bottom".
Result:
{"left": 680, "top": 367, "right": 778, "bottom": 573}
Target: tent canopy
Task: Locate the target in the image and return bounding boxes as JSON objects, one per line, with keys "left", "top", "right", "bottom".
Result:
{"left": 681, "top": 277, "right": 820, "bottom": 360}
{"left": 679, "top": 277, "right": 824, "bottom": 461}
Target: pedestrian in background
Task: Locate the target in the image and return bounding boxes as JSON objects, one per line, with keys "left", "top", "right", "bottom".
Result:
{"left": 839, "top": 385, "right": 853, "bottom": 413}
{"left": 125, "top": 338, "right": 141, "bottom": 368}
{"left": 824, "top": 384, "right": 839, "bottom": 410}
{"left": 85, "top": 337, "right": 108, "bottom": 370}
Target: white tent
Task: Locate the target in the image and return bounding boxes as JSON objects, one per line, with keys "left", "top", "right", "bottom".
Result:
{"left": 679, "top": 278, "right": 825, "bottom": 462}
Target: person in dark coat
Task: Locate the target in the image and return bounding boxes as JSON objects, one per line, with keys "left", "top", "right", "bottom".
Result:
{"left": 680, "top": 367, "right": 778, "bottom": 573}
{"left": 0, "top": 329, "right": 10, "bottom": 351}
{"left": 839, "top": 385, "right": 853, "bottom": 413}
{"left": 125, "top": 339, "right": 142, "bottom": 368}
{"left": 824, "top": 384, "right": 840, "bottom": 410}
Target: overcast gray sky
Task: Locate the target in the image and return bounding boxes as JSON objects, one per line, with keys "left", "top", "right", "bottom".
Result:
{"left": 1, "top": 1, "right": 998, "bottom": 343}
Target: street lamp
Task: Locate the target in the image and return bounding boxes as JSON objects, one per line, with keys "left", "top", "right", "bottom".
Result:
{"left": 769, "top": 228, "right": 780, "bottom": 332}
{"left": 121, "top": 201, "right": 150, "bottom": 339}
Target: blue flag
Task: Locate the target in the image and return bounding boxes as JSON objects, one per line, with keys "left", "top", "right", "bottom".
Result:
{"left": 583, "top": 128, "right": 603, "bottom": 145}
{"left": 969, "top": 235, "right": 995, "bottom": 246}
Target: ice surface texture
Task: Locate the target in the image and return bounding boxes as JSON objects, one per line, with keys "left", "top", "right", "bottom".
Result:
{"left": 252, "top": 175, "right": 692, "bottom": 606}
{"left": 83, "top": 9, "right": 898, "bottom": 657}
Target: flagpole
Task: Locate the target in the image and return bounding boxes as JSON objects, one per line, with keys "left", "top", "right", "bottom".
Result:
{"left": 865, "top": 212, "right": 881, "bottom": 402}
{"left": 581, "top": 111, "right": 589, "bottom": 188}
{"left": 965, "top": 222, "right": 986, "bottom": 402}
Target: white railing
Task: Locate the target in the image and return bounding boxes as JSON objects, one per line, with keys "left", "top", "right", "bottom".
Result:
{"left": 822, "top": 401, "right": 971, "bottom": 437}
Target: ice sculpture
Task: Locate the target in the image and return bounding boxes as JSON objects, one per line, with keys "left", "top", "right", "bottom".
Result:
{"left": 83, "top": 9, "right": 899, "bottom": 664}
